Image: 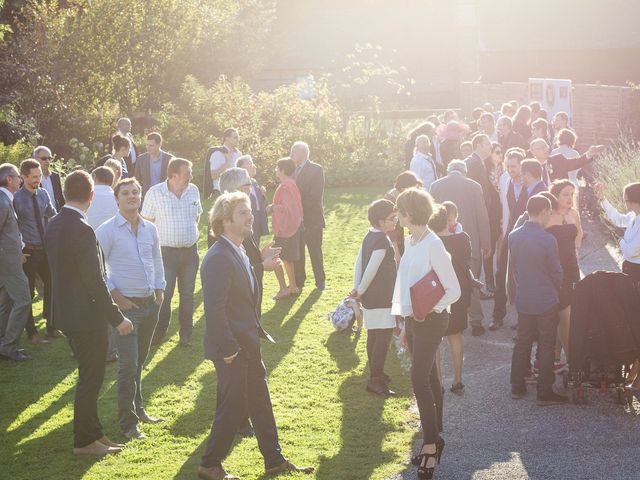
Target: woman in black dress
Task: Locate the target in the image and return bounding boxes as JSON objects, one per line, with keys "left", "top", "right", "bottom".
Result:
{"left": 429, "top": 202, "right": 471, "bottom": 395}
{"left": 547, "top": 181, "right": 583, "bottom": 365}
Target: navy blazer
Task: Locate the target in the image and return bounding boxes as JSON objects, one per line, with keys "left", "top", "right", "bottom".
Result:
{"left": 201, "top": 237, "right": 271, "bottom": 362}
{"left": 44, "top": 208, "right": 125, "bottom": 333}
{"left": 295, "top": 160, "right": 325, "bottom": 229}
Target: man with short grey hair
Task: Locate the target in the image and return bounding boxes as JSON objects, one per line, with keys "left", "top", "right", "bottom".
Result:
{"left": 108, "top": 117, "right": 138, "bottom": 174}
{"left": 34, "top": 146, "right": 65, "bottom": 210}
{"left": 0, "top": 163, "right": 33, "bottom": 361}
{"left": 291, "top": 141, "right": 326, "bottom": 290}
{"left": 430, "top": 158, "right": 491, "bottom": 336}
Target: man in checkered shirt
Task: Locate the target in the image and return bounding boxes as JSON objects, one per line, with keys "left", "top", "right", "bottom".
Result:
{"left": 142, "top": 158, "right": 203, "bottom": 347}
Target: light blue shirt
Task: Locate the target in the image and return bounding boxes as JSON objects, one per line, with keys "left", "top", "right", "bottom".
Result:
{"left": 149, "top": 152, "right": 164, "bottom": 187}
{"left": 96, "top": 212, "right": 166, "bottom": 297}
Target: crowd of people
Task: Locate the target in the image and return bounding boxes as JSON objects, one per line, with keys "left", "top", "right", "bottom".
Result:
{"left": 0, "top": 98, "right": 639, "bottom": 479}
{"left": 0, "top": 127, "right": 325, "bottom": 478}
{"left": 353, "top": 100, "right": 639, "bottom": 479}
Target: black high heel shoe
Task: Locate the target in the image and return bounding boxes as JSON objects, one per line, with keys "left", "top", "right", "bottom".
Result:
{"left": 436, "top": 436, "right": 445, "bottom": 464}
{"left": 415, "top": 451, "right": 438, "bottom": 480}
{"left": 411, "top": 437, "right": 445, "bottom": 466}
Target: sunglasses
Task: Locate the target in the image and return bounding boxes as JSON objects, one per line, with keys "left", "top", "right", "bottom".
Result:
{"left": 39, "top": 156, "right": 52, "bottom": 161}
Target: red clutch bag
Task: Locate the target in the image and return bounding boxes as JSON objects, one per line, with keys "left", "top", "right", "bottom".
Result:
{"left": 410, "top": 270, "right": 445, "bottom": 322}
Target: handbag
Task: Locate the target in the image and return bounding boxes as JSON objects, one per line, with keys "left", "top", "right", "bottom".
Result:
{"left": 410, "top": 270, "right": 445, "bottom": 322}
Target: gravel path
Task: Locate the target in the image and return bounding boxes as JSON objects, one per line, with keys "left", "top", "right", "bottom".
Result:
{"left": 397, "top": 218, "right": 640, "bottom": 480}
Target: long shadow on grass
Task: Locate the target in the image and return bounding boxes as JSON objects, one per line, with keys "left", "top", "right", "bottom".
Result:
{"left": 316, "top": 330, "right": 411, "bottom": 480}
{"left": 170, "top": 289, "right": 322, "bottom": 476}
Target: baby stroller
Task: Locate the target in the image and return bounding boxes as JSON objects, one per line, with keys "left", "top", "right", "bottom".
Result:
{"left": 564, "top": 271, "right": 640, "bottom": 406}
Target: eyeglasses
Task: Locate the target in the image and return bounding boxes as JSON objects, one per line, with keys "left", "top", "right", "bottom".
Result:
{"left": 39, "top": 156, "right": 51, "bottom": 161}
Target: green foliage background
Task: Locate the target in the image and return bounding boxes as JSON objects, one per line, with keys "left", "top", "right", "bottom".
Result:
{"left": 0, "top": 0, "right": 407, "bottom": 188}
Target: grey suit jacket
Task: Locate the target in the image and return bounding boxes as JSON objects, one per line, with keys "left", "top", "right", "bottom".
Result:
{"left": 429, "top": 172, "right": 491, "bottom": 261}
{"left": 0, "top": 191, "right": 24, "bottom": 274}
{"left": 134, "top": 150, "right": 172, "bottom": 197}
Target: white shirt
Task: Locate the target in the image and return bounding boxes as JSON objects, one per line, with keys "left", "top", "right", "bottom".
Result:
{"left": 87, "top": 184, "right": 118, "bottom": 230}
{"left": 40, "top": 173, "right": 56, "bottom": 206}
{"left": 63, "top": 204, "right": 88, "bottom": 221}
{"left": 141, "top": 181, "right": 202, "bottom": 247}
{"left": 221, "top": 235, "right": 254, "bottom": 292}
{"left": 601, "top": 199, "right": 640, "bottom": 264}
{"left": 409, "top": 152, "right": 437, "bottom": 191}
{"left": 391, "top": 232, "right": 461, "bottom": 316}
{"left": 210, "top": 148, "right": 241, "bottom": 191}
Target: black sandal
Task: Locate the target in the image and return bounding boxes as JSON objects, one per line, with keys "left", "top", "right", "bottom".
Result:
{"left": 450, "top": 382, "right": 465, "bottom": 395}
{"left": 411, "top": 437, "right": 445, "bottom": 466}
{"left": 415, "top": 451, "right": 438, "bottom": 480}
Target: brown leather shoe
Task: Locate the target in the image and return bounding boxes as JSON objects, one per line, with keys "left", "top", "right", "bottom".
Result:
{"left": 265, "top": 460, "right": 314, "bottom": 476}
{"left": 98, "top": 435, "right": 125, "bottom": 448}
{"left": 73, "top": 440, "right": 122, "bottom": 455}
{"left": 197, "top": 465, "right": 239, "bottom": 480}
{"left": 29, "top": 333, "right": 51, "bottom": 345}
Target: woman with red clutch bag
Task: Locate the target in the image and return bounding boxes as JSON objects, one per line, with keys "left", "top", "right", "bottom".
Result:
{"left": 391, "top": 188, "right": 461, "bottom": 480}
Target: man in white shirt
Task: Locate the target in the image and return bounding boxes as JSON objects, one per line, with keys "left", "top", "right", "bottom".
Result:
{"left": 34, "top": 146, "right": 65, "bottom": 211}
{"left": 87, "top": 167, "right": 118, "bottom": 230}
{"left": 142, "top": 158, "right": 202, "bottom": 347}
{"left": 209, "top": 128, "right": 241, "bottom": 197}
{"left": 96, "top": 177, "right": 166, "bottom": 439}
{"left": 108, "top": 117, "right": 138, "bottom": 173}
{"left": 410, "top": 135, "right": 438, "bottom": 191}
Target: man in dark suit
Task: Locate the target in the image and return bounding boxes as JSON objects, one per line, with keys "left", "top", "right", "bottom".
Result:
{"left": 497, "top": 116, "right": 527, "bottom": 151}
{"left": 291, "top": 141, "right": 326, "bottom": 290}
{"left": 492, "top": 159, "right": 548, "bottom": 328}
{"left": 0, "top": 163, "right": 32, "bottom": 362}
{"left": 45, "top": 170, "right": 133, "bottom": 456}
{"left": 198, "top": 192, "right": 313, "bottom": 480}
{"left": 34, "top": 146, "right": 65, "bottom": 211}
{"left": 134, "top": 132, "right": 172, "bottom": 198}
{"left": 529, "top": 138, "right": 604, "bottom": 185}
{"left": 107, "top": 117, "right": 139, "bottom": 175}
{"left": 430, "top": 160, "right": 491, "bottom": 336}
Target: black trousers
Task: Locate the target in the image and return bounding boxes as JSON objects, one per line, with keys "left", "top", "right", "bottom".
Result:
{"left": 22, "top": 249, "right": 52, "bottom": 337}
{"left": 493, "top": 239, "right": 509, "bottom": 321}
{"left": 66, "top": 326, "right": 108, "bottom": 448}
{"left": 366, "top": 328, "right": 393, "bottom": 378}
{"left": 201, "top": 350, "right": 285, "bottom": 470}
{"left": 406, "top": 312, "right": 448, "bottom": 444}
{"left": 510, "top": 306, "right": 559, "bottom": 392}
{"left": 294, "top": 225, "right": 325, "bottom": 288}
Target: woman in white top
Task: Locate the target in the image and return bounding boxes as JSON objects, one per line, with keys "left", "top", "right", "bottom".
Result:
{"left": 351, "top": 199, "right": 398, "bottom": 397}
{"left": 594, "top": 182, "right": 640, "bottom": 392}
{"left": 594, "top": 182, "right": 640, "bottom": 281}
{"left": 391, "top": 188, "right": 460, "bottom": 480}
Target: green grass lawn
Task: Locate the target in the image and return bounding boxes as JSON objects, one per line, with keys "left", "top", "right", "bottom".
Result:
{"left": 0, "top": 186, "right": 417, "bottom": 480}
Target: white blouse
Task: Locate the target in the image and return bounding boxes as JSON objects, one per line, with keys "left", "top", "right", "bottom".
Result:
{"left": 391, "top": 231, "right": 461, "bottom": 317}
{"left": 601, "top": 199, "right": 640, "bottom": 264}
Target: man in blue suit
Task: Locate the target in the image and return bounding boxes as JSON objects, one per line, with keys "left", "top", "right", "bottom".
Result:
{"left": 198, "top": 191, "right": 313, "bottom": 480}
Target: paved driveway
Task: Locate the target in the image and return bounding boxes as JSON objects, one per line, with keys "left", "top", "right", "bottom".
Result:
{"left": 397, "top": 218, "right": 640, "bottom": 480}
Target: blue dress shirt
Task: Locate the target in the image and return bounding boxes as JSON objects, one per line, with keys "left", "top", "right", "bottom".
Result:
{"left": 13, "top": 187, "right": 57, "bottom": 246}
{"left": 508, "top": 221, "right": 563, "bottom": 315}
{"left": 95, "top": 212, "right": 166, "bottom": 297}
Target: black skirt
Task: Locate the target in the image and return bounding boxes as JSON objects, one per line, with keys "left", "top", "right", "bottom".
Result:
{"left": 274, "top": 229, "right": 301, "bottom": 262}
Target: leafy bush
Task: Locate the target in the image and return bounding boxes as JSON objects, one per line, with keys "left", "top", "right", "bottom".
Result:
{"left": 592, "top": 138, "right": 640, "bottom": 211}
{"left": 160, "top": 76, "right": 404, "bottom": 189}
{"left": 0, "top": 139, "right": 33, "bottom": 166}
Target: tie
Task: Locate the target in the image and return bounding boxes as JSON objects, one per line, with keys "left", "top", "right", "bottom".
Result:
{"left": 31, "top": 192, "right": 45, "bottom": 244}
{"left": 294, "top": 164, "right": 302, "bottom": 180}
{"left": 542, "top": 164, "right": 551, "bottom": 186}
